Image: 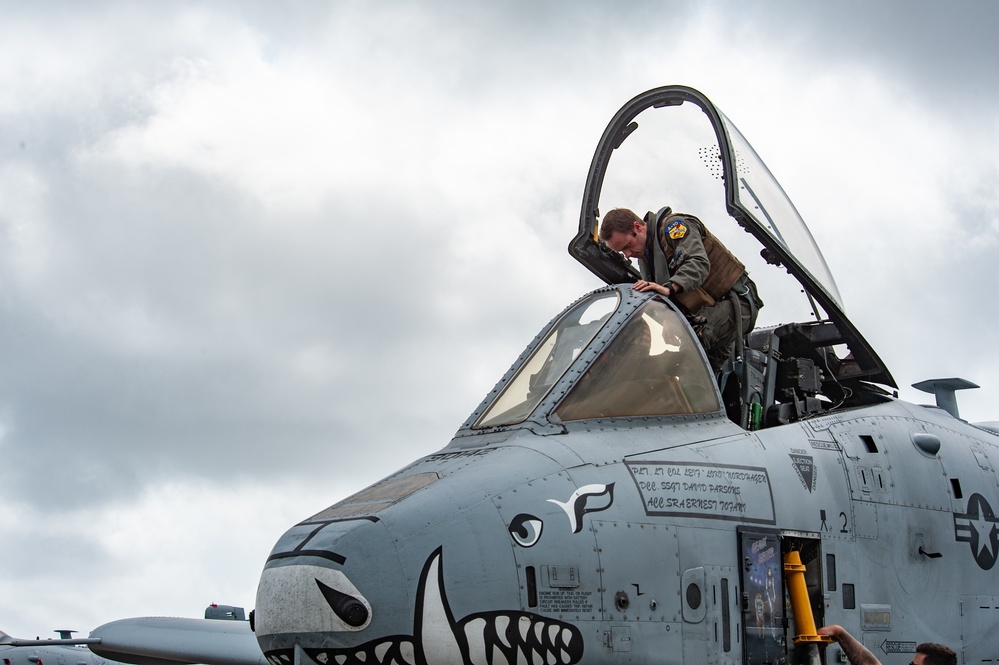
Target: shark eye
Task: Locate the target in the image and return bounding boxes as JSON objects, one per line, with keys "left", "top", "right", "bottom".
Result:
{"left": 316, "top": 578, "right": 370, "bottom": 627}
{"left": 509, "top": 514, "right": 543, "bottom": 548}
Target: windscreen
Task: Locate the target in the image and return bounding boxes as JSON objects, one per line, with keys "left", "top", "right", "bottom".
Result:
{"left": 473, "top": 292, "right": 619, "bottom": 429}
{"left": 555, "top": 299, "right": 720, "bottom": 421}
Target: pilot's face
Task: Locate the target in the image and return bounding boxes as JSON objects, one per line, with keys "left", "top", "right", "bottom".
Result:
{"left": 605, "top": 221, "right": 647, "bottom": 259}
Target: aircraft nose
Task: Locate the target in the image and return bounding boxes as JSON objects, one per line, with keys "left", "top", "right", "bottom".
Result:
{"left": 254, "top": 516, "right": 399, "bottom": 650}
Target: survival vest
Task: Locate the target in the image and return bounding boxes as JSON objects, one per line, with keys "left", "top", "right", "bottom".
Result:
{"left": 641, "top": 207, "right": 746, "bottom": 314}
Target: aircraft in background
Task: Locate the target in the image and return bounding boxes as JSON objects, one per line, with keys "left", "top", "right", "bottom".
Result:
{"left": 1, "top": 629, "right": 104, "bottom": 665}
{"left": 1, "top": 606, "right": 254, "bottom": 665}
{"left": 69, "top": 86, "right": 999, "bottom": 664}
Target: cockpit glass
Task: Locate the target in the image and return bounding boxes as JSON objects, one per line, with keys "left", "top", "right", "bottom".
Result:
{"left": 473, "top": 292, "right": 619, "bottom": 429}
{"left": 555, "top": 299, "right": 720, "bottom": 421}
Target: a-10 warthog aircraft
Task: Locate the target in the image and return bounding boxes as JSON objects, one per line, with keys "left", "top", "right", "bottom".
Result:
{"left": 83, "top": 86, "right": 999, "bottom": 665}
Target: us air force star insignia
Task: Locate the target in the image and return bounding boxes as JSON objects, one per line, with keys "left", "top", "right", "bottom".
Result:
{"left": 667, "top": 219, "right": 687, "bottom": 239}
{"left": 953, "top": 493, "right": 999, "bottom": 570}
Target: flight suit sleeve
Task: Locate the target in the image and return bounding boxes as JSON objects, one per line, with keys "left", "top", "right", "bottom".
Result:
{"left": 659, "top": 216, "right": 710, "bottom": 293}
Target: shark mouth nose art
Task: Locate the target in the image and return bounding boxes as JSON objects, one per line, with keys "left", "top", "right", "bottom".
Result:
{"left": 264, "top": 548, "right": 583, "bottom": 665}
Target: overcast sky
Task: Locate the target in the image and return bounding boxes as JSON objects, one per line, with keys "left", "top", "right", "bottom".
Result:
{"left": 1, "top": 0, "right": 997, "bottom": 640}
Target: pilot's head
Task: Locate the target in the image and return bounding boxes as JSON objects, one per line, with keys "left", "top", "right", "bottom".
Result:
{"left": 600, "top": 208, "right": 647, "bottom": 259}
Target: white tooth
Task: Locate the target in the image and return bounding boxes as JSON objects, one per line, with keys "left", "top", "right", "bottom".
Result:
{"left": 547, "top": 625, "right": 559, "bottom": 646}
{"left": 316, "top": 654, "right": 328, "bottom": 664}
{"left": 335, "top": 657, "right": 346, "bottom": 665}
{"left": 418, "top": 552, "right": 463, "bottom": 665}
{"left": 357, "top": 652, "right": 366, "bottom": 662}
{"left": 516, "top": 646, "right": 527, "bottom": 665}
{"left": 518, "top": 617, "right": 531, "bottom": 642}
{"left": 464, "top": 618, "right": 487, "bottom": 665}
{"left": 532, "top": 649, "right": 543, "bottom": 665}
{"left": 492, "top": 645, "right": 509, "bottom": 665}
{"left": 534, "top": 622, "right": 544, "bottom": 643}
{"left": 561, "top": 628, "right": 572, "bottom": 648}
{"left": 374, "top": 644, "right": 390, "bottom": 663}
{"left": 547, "top": 650, "right": 556, "bottom": 665}
{"left": 496, "top": 616, "right": 511, "bottom": 648}
{"left": 400, "top": 641, "right": 416, "bottom": 665}
{"left": 560, "top": 650, "right": 570, "bottom": 664}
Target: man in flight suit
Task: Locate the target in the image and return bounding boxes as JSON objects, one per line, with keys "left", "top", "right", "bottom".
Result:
{"left": 599, "top": 206, "right": 763, "bottom": 372}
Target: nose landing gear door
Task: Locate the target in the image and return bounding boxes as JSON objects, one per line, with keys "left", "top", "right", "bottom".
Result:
{"left": 739, "top": 528, "right": 786, "bottom": 665}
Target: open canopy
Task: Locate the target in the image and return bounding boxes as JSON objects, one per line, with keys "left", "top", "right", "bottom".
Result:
{"left": 568, "top": 85, "right": 894, "bottom": 389}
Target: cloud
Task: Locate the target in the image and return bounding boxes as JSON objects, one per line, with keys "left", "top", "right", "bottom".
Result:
{"left": 0, "top": 478, "right": 341, "bottom": 635}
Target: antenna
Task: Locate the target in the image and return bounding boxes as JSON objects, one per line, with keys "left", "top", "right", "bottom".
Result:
{"left": 912, "top": 377, "right": 979, "bottom": 419}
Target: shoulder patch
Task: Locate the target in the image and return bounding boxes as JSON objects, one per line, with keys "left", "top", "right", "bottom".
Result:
{"left": 667, "top": 219, "right": 688, "bottom": 240}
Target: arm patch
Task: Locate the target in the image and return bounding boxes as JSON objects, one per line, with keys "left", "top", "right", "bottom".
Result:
{"left": 667, "top": 219, "right": 688, "bottom": 240}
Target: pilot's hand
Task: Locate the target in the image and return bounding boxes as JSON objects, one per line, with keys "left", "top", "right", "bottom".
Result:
{"left": 633, "top": 280, "right": 671, "bottom": 296}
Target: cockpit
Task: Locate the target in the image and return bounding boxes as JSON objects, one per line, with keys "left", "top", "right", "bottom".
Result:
{"left": 460, "top": 86, "right": 898, "bottom": 438}
{"left": 462, "top": 282, "right": 893, "bottom": 436}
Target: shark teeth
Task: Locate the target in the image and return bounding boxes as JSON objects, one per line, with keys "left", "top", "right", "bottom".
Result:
{"left": 458, "top": 612, "right": 579, "bottom": 665}
{"left": 303, "top": 638, "right": 415, "bottom": 665}
{"left": 270, "top": 548, "right": 583, "bottom": 665}
{"left": 298, "top": 611, "right": 580, "bottom": 665}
